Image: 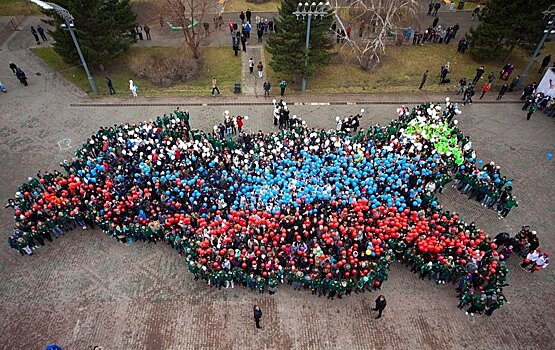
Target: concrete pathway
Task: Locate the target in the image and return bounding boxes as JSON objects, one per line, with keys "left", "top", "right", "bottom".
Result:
{"left": 241, "top": 44, "right": 265, "bottom": 96}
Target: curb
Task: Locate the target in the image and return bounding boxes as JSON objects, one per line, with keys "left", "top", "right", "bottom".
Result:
{"left": 70, "top": 100, "right": 523, "bottom": 107}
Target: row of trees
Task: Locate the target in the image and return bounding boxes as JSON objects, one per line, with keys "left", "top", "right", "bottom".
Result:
{"left": 44, "top": 0, "right": 218, "bottom": 69}
{"left": 43, "top": 0, "right": 553, "bottom": 85}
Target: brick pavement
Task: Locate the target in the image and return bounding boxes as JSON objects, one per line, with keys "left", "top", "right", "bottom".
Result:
{"left": 1, "top": 21, "right": 555, "bottom": 350}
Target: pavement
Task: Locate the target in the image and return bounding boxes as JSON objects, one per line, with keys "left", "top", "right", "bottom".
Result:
{"left": 0, "top": 9, "right": 555, "bottom": 350}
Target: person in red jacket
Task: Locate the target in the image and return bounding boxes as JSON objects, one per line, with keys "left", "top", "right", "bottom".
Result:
{"left": 479, "top": 82, "right": 491, "bottom": 100}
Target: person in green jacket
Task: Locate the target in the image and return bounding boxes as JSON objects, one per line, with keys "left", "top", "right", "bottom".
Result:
{"left": 279, "top": 80, "right": 287, "bottom": 97}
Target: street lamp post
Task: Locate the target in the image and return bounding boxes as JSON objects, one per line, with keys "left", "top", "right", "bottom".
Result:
{"left": 29, "top": 0, "right": 98, "bottom": 95}
{"left": 516, "top": 5, "right": 555, "bottom": 89}
{"left": 293, "top": 2, "right": 330, "bottom": 93}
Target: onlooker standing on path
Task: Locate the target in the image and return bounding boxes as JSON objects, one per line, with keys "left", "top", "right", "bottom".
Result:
{"left": 136, "top": 25, "right": 143, "bottom": 40}
{"left": 246, "top": 9, "right": 252, "bottom": 23}
{"left": 479, "top": 82, "right": 491, "bottom": 100}
{"left": 159, "top": 15, "right": 164, "bottom": 29}
{"left": 508, "top": 75, "right": 521, "bottom": 92}
{"left": 526, "top": 102, "right": 537, "bottom": 120}
{"left": 37, "top": 25, "right": 47, "bottom": 42}
{"left": 211, "top": 77, "right": 221, "bottom": 96}
{"left": 31, "top": 26, "right": 40, "bottom": 45}
{"left": 257, "top": 25, "right": 263, "bottom": 43}
{"left": 253, "top": 305, "right": 263, "bottom": 329}
{"left": 249, "top": 58, "right": 254, "bottom": 74}
{"left": 538, "top": 55, "right": 551, "bottom": 74}
{"left": 106, "top": 77, "right": 116, "bottom": 95}
{"left": 433, "top": 2, "right": 441, "bottom": 17}
{"left": 144, "top": 25, "right": 151, "bottom": 40}
{"left": 487, "top": 71, "right": 495, "bottom": 84}
{"left": 9, "top": 61, "right": 18, "bottom": 74}
{"left": 241, "top": 33, "right": 247, "bottom": 52}
{"left": 257, "top": 61, "right": 264, "bottom": 78}
{"left": 16, "top": 68, "right": 28, "bottom": 86}
{"left": 419, "top": 70, "right": 428, "bottom": 89}
{"left": 497, "top": 83, "right": 508, "bottom": 100}
{"left": 372, "top": 295, "right": 387, "bottom": 319}
{"left": 471, "top": 6, "right": 480, "bottom": 21}
{"left": 472, "top": 66, "right": 485, "bottom": 85}
{"left": 263, "top": 80, "right": 271, "bottom": 97}
{"left": 129, "top": 79, "right": 137, "bottom": 97}
{"left": 463, "top": 84, "right": 475, "bottom": 105}
{"left": 240, "top": 11, "right": 246, "bottom": 25}
{"left": 279, "top": 79, "right": 287, "bottom": 96}
{"left": 456, "top": 77, "right": 467, "bottom": 94}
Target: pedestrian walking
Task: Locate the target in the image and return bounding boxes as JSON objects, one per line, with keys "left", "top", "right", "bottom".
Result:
{"left": 433, "top": 2, "right": 441, "bottom": 17}
{"left": 372, "top": 295, "right": 387, "bottom": 319}
{"left": 129, "top": 79, "right": 138, "bottom": 97}
{"left": 279, "top": 79, "right": 287, "bottom": 96}
{"left": 263, "top": 80, "right": 271, "bottom": 97}
{"left": 456, "top": 78, "right": 467, "bottom": 94}
{"left": 106, "top": 77, "right": 116, "bottom": 95}
{"left": 538, "top": 55, "right": 551, "bottom": 74}
{"left": 241, "top": 33, "right": 247, "bottom": 52}
{"left": 211, "top": 77, "right": 221, "bottom": 96}
{"left": 463, "top": 84, "right": 474, "bottom": 105}
{"left": 9, "top": 61, "right": 18, "bottom": 74}
{"left": 249, "top": 58, "right": 254, "bottom": 74}
{"left": 487, "top": 71, "right": 495, "bottom": 84}
{"left": 257, "top": 62, "right": 264, "bottom": 78}
{"left": 253, "top": 305, "right": 262, "bottom": 329}
{"left": 497, "top": 83, "right": 508, "bottom": 100}
{"left": 246, "top": 9, "right": 252, "bottom": 23}
{"left": 240, "top": 11, "right": 246, "bottom": 24}
{"left": 419, "top": 70, "right": 429, "bottom": 89}
{"left": 144, "top": 25, "right": 151, "bottom": 40}
{"left": 472, "top": 66, "right": 484, "bottom": 85}
{"left": 479, "top": 82, "right": 491, "bottom": 100}
{"left": 526, "top": 102, "right": 537, "bottom": 120}
{"left": 31, "top": 26, "right": 40, "bottom": 45}
{"left": 37, "top": 25, "right": 48, "bottom": 41}
{"left": 16, "top": 68, "right": 28, "bottom": 86}
{"left": 232, "top": 34, "right": 239, "bottom": 56}
{"left": 159, "top": 15, "right": 164, "bottom": 29}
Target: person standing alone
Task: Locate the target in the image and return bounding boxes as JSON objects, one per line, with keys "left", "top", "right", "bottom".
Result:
{"left": 257, "top": 61, "right": 264, "bottom": 78}
{"left": 249, "top": 58, "right": 254, "bottom": 74}
{"left": 253, "top": 305, "right": 263, "bottom": 329}
{"left": 419, "top": 70, "right": 429, "bottom": 89}
{"left": 372, "top": 295, "right": 387, "bottom": 319}
{"left": 106, "top": 77, "right": 116, "bottom": 95}
{"left": 211, "top": 77, "right": 221, "bottom": 96}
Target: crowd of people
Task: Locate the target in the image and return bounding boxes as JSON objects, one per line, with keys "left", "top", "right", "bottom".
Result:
{"left": 5, "top": 100, "right": 549, "bottom": 314}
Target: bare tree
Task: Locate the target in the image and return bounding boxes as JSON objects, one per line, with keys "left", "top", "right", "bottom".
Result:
{"left": 165, "top": 0, "right": 221, "bottom": 59}
{"left": 331, "top": 0, "right": 421, "bottom": 70}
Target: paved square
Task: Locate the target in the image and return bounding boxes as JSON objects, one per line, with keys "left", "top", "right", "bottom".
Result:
{"left": 0, "top": 37, "right": 554, "bottom": 350}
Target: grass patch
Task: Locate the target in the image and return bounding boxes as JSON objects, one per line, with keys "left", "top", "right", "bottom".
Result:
{"left": 32, "top": 46, "right": 242, "bottom": 97}
{"left": 0, "top": 0, "right": 41, "bottom": 16}
{"left": 266, "top": 43, "right": 555, "bottom": 94}
{"left": 224, "top": 0, "right": 280, "bottom": 13}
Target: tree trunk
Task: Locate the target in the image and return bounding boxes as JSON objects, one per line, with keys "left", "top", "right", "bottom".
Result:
{"left": 503, "top": 44, "right": 515, "bottom": 62}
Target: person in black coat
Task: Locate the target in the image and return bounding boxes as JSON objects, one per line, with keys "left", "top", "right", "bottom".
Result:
{"left": 253, "top": 305, "right": 262, "bottom": 329}
{"left": 372, "top": 295, "right": 387, "bottom": 319}
{"left": 16, "top": 68, "right": 28, "bottom": 86}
